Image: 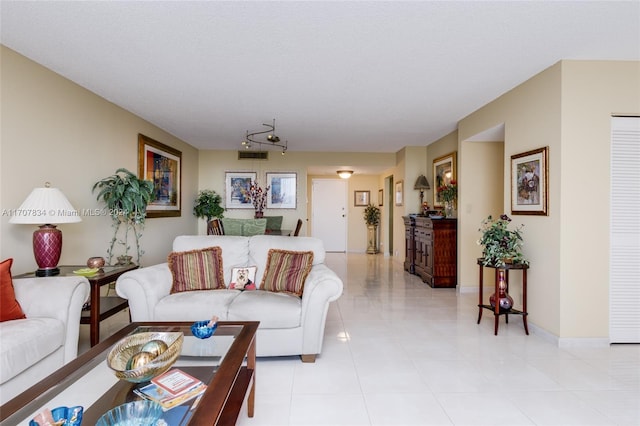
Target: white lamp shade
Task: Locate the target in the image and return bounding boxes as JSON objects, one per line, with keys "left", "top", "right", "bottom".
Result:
{"left": 9, "top": 187, "right": 81, "bottom": 224}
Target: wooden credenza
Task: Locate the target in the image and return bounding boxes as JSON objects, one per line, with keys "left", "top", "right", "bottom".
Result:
{"left": 403, "top": 216, "right": 457, "bottom": 288}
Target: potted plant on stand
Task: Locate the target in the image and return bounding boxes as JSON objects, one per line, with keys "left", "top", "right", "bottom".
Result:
{"left": 92, "top": 168, "right": 155, "bottom": 266}
{"left": 193, "top": 189, "right": 224, "bottom": 223}
{"left": 363, "top": 204, "right": 381, "bottom": 254}
{"left": 248, "top": 181, "right": 270, "bottom": 218}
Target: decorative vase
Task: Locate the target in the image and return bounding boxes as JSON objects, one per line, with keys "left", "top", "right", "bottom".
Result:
{"left": 366, "top": 224, "right": 379, "bottom": 254}
{"left": 254, "top": 211, "right": 264, "bottom": 219}
{"left": 444, "top": 200, "right": 454, "bottom": 218}
{"left": 490, "top": 268, "right": 513, "bottom": 310}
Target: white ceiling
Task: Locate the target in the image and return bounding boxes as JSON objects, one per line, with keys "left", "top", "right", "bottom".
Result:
{"left": 1, "top": 1, "right": 639, "bottom": 157}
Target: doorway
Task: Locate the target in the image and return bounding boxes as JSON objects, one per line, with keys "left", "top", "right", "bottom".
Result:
{"left": 311, "top": 179, "right": 348, "bottom": 252}
{"left": 385, "top": 176, "right": 394, "bottom": 256}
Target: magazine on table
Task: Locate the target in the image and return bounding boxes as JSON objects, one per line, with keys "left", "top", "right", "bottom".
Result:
{"left": 134, "top": 368, "right": 206, "bottom": 411}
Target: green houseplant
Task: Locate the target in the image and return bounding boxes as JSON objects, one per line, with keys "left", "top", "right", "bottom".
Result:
{"left": 193, "top": 189, "right": 224, "bottom": 222}
{"left": 478, "top": 214, "right": 528, "bottom": 267}
{"left": 363, "top": 204, "right": 380, "bottom": 254}
{"left": 92, "top": 168, "right": 155, "bottom": 266}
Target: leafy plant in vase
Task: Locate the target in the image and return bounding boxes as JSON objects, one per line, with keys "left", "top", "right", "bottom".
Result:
{"left": 363, "top": 204, "right": 381, "bottom": 254}
{"left": 248, "top": 181, "right": 270, "bottom": 218}
{"left": 437, "top": 180, "right": 457, "bottom": 218}
{"left": 92, "top": 168, "right": 155, "bottom": 266}
{"left": 193, "top": 189, "right": 225, "bottom": 222}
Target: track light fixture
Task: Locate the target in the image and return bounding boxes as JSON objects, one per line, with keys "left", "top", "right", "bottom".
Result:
{"left": 241, "top": 119, "right": 288, "bottom": 154}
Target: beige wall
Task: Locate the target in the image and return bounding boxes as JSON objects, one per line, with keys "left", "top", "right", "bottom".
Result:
{"left": 1, "top": 46, "right": 199, "bottom": 273}
{"left": 456, "top": 60, "right": 640, "bottom": 340}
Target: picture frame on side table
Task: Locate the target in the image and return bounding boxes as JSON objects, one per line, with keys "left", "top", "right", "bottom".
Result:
{"left": 225, "top": 171, "right": 257, "bottom": 209}
{"left": 433, "top": 151, "right": 457, "bottom": 208}
{"left": 138, "top": 133, "right": 181, "bottom": 218}
{"left": 511, "top": 146, "right": 548, "bottom": 215}
{"left": 395, "top": 180, "right": 403, "bottom": 206}
{"left": 266, "top": 172, "right": 297, "bottom": 209}
{"left": 354, "top": 190, "right": 370, "bottom": 207}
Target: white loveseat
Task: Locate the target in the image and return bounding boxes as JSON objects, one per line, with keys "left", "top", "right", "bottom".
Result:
{"left": 116, "top": 235, "right": 343, "bottom": 362}
{"left": 0, "top": 275, "right": 90, "bottom": 403}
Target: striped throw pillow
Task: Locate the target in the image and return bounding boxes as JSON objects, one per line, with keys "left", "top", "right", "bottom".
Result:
{"left": 260, "top": 249, "right": 314, "bottom": 297}
{"left": 168, "top": 246, "right": 225, "bottom": 293}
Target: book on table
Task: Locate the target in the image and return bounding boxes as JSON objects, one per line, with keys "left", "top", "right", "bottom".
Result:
{"left": 134, "top": 369, "right": 206, "bottom": 411}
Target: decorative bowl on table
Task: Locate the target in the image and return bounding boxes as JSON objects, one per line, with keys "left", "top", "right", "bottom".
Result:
{"left": 30, "top": 406, "right": 83, "bottom": 426}
{"left": 107, "top": 331, "right": 183, "bottom": 383}
{"left": 191, "top": 320, "right": 218, "bottom": 339}
{"left": 95, "top": 400, "right": 162, "bottom": 426}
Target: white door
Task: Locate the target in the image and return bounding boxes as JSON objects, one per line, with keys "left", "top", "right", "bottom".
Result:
{"left": 312, "top": 179, "right": 347, "bottom": 252}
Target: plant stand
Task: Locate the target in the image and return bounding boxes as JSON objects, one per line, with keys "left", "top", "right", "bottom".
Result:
{"left": 366, "top": 225, "right": 379, "bottom": 254}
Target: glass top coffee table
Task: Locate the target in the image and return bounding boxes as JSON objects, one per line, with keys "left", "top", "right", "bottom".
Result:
{"left": 0, "top": 321, "right": 258, "bottom": 425}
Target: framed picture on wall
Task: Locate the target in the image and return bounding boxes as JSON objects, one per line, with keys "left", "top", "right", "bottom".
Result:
{"left": 225, "top": 171, "right": 257, "bottom": 209}
{"left": 378, "top": 189, "right": 384, "bottom": 206}
{"left": 266, "top": 172, "right": 297, "bottom": 209}
{"left": 395, "top": 180, "right": 403, "bottom": 206}
{"left": 138, "top": 133, "right": 182, "bottom": 218}
{"left": 354, "top": 190, "right": 370, "bottom": 207}
{"left": 433, "top": 151, "right": 457, "bottom": 208}
{"left": 511, "top": 146, "right": 548, "bottom": 215}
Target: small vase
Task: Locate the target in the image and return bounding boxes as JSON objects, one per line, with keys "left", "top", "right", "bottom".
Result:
{"left": 444, "top": 201, "right": 454, "bottom": 218}
{"left": 490, "top": 268, "right": 513, "bottom": 310}
{"left": 254, "top": 211, "right": 264, "bottom": 219}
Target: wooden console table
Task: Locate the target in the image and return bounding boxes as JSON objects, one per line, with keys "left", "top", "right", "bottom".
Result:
{"left": 15, "top": 264, "right": 138, "bottom": 346}
{"left": 477, "top": 258, "right": 529, "bottom": 335}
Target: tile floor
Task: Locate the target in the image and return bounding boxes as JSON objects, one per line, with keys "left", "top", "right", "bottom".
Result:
{"left": 83, "top": 253, "right": 640, "bottom": 426}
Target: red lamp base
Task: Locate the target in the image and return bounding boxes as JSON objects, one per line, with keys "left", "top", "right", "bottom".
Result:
{"left": 33, "top": 224, "right": 62, "bottom": 276}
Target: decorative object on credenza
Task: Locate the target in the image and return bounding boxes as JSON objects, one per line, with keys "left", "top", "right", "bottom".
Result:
{"left": 9, "top": 182, "right": 81, "bottom": 276}
{"left": 437, "top": 179, "right": 457, "bottom": 218}
{"left": 193, "top": 189, "right": 225, "bottom": 223}
{"left": 248, "top": 180, "right": 270, "bottom": 218}
{"left": 413, "top": 174, "right": 430, "bottom": 213}
{"left": 433, "top": 151, "right": 457, "bottom": 209}
{"left": 337, "top": 170, "right": 353, "bottom": 179}
{"left": 511, "top": 146, "right": 548, "bottom": 216}
{"left": 87, "top": 256, "right": 106, "bottom": 270}
{"left": 138, "top": 134, "right": 182, "bottom": 218}
{"left": 478, "top": 214, "right": 529, "bottom": 268}
{"left": 489, "top": 268, "right": 514, "bottom": 310}
{"left": 266, "top": 172, "right": 297, "bottom": 209}
{"left": 92, "top": 168, "right": 154, "bottom": 266}
{"left": 241, "top": 119, "right": 288, "bottom": 154}
{"left": 363, "top": 204, "right": 380, "bottom": 254}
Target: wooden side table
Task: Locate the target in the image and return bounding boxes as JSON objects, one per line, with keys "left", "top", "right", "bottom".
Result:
{"left": 15, "top": 264, "right": 138, "bottom": 346}
{"left": 477, "top": 258, "right": 529, "bottom": 335}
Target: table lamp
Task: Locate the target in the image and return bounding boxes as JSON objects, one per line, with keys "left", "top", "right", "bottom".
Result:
{"left": 413, "top": 175, "right": 430, "bottom": 212}
{"left": 10, "top": 182, "right": 81, "bottom": 276}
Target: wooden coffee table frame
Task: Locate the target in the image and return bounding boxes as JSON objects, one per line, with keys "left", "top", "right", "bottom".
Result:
{"left": 0, "top": 321, "right": 258, "bottom": 425}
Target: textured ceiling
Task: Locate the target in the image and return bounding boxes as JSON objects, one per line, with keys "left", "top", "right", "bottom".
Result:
{"left": 1, "top": 1, "right": 639, "bottom": 155}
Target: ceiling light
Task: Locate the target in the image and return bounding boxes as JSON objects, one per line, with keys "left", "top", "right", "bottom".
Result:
{"left": 337, "top": 170, "right": 353, "bottom": 179}
{"left": 241, "top": 119, "right": 287, "bottom": 153}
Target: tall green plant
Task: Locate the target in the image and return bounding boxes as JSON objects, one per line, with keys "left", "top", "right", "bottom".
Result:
{"left": 193, "top": 189, "right": 224, "bottom": 222}
{"left": 92, "top": 168, "right": 154, "bottom": 265}
{"left": 363, "top": 204, "right": 381, "bottom": 226}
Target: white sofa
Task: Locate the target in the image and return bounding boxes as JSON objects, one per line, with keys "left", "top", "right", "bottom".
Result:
{"left": 0, "top": 275, "right": 90, "bottom": 403}
{"left": 116, "top": 235, "right": 343, "bottom": 362}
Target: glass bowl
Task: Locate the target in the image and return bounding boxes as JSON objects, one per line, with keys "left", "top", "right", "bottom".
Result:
{"left": 191, "top": 320, "right": 218, "bottom": 339}
{"left": 107, "top": 331, "right": 183, "bottom": 383}
{"left": 30, "top": 406, "right": 83, "bottom": 426}
{"left": 95, "top": 400, "right": 162, "bottom": 426}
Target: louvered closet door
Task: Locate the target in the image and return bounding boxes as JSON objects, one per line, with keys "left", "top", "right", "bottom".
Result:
{"left": 610, "top": 116, "right": 640, "bottom": 343}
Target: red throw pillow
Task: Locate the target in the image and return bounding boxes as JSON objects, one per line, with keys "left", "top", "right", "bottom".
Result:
{"left": 168, "top": 247, "right": 226, "bottom": 293}
{"left": 260, "top": 249, "right": 314, "bottom": 297}
{"left": 0, "top": 258, "right": 26, "bottom": 321}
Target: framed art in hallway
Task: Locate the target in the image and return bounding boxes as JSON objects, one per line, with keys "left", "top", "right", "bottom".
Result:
{"left": 433, "top": 151, "right": 456, "bottom": 208}
{"left": 138, "top": 133, "right": 181, "bottom": 218}
{"left": 354, "top": 190, "right": 370, "bottom": 207}
{"left": 378, "top": 189, "right": 383, "bottom": 206}
{"left": 395, "top": 180, "right": 403, "bottom": 206}
{"left": 266, "top": 172, "right": 297, "bottom": 209}
{"left": 511, "top": 146, "right": 548, "bottom": 215}
{"left": 225, "top": 172, "right": 257, "bottom": 209}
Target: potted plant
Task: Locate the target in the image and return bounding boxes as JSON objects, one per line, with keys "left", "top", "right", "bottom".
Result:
{"left": 248, "top": 181, "right": 270, "bottom": 218}
{"left": 92, "top": 168, "right": 155, "bottom": 266}
{"left": 477, "top": 214, "right": 529, "bottom": 267}
{"left": 193, "top": 189, "right": 224, "bottom": 222}
{"left": 363, "top": 204, "right": 380, "bottom": 254}
{"left": 437, "top": 179, "right": 457, "bottom": 218}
